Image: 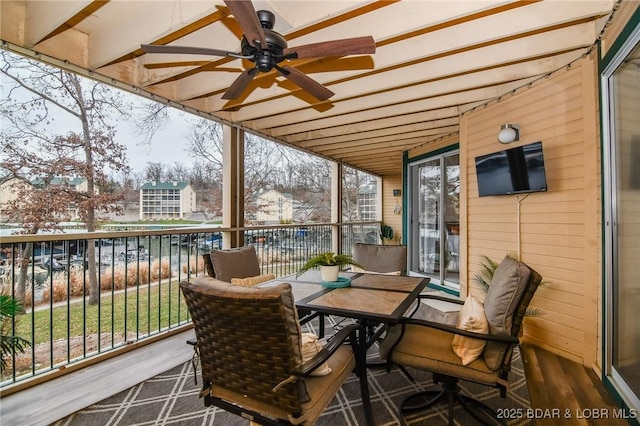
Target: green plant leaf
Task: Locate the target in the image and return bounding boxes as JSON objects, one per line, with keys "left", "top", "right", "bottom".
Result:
{"left": 0, "top": 295, "right": 31, "bottom": 374}
{"left": 297, "top": 252, "right": 364, "bottom": 275}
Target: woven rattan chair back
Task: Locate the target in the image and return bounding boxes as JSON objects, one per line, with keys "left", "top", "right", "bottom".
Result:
{"left": 180, "top": 280, "right": 303, "bottom": 416}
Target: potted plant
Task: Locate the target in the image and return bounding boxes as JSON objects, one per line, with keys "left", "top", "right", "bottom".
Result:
{"left": 380, "top": 224, "right": 394, "bottom": 245}
{"left": 1, "top": 295, "right": 31, "bottom": 374}
{"left": 298, "top": 252, "right": 364, "bottom": 282}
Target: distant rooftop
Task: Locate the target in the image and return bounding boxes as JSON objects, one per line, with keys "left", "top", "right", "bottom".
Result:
{"left": 140, "top": 181, "right": 190, "bottom": 190}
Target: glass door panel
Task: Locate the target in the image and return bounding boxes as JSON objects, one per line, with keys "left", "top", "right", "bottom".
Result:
{"left": 444, "top": 154, "right": 460, "bottom": 285}
{"left": 604, "top": 29, "right": 640, "bottom": 412}
{"left": 408, "top": 151, "right": 460, "bottom": 288}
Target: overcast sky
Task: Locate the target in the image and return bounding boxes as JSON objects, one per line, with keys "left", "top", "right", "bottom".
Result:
{"left": 118, "top": 107, "right": 196, "bottom": 175}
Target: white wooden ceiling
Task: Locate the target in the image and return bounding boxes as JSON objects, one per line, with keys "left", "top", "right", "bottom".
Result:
{"left": 1, "top": 0, "right": 616, "bottom": 176}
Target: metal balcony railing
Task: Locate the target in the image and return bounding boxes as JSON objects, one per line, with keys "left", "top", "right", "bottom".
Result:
{"left": 0, "top": 221, "right": 380, "bottom": 391}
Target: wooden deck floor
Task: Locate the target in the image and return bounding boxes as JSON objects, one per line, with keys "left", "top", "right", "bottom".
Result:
{"left": 521, "top": 343, "right": 632, "bottom": 425}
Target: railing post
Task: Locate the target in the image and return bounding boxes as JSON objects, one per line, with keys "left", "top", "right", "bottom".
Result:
{"left": 222, "top": 124, "right": 245, "bottom": 248}
{"left": 331, "top": 162, "right": 343, "bottom": 254}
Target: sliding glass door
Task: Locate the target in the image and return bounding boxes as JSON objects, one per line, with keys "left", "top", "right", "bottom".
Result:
{"left": 602, "top": 22, "right": 640, "bottom": 413}
{"left": 407, "top": 150, "right": 460, "bottom": 289}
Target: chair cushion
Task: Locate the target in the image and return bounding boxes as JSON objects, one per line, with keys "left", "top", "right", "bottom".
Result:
{"left": 300, "top": 345, "right": 355, "bottom": 424}
{"left": 209, "top": 245, "right": 261, "bottom": 282}
{"left": 231, "top": 273, "right": 276, "bottom": 287}
{"left": 211, "top": 344, "right": 355, "bottom": 425}
{"left": 452, "top": 296, "right": 489, "bottom": 365}
{"left": 380, "top": 324, "right": 500, "bottom": 387}
{"left": 482, "top": 256, "right": 530, "bottom": 370}
{"left": 352, "top": 243, "right": 407, "bottom": 274}
{"left": 300, "top": 333, "right": 331, "bottom": 376}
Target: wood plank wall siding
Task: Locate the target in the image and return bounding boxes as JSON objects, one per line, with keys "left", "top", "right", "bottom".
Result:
{"left": 405, "top": 54, "right": 603, "bottom": 368}
{"left": 381, "top": 175, "right": 403, "bottom": 244}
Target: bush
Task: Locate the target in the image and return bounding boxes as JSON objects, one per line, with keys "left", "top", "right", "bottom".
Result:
{"left": 35, "top": 260, "right": 174, "bottom": 305}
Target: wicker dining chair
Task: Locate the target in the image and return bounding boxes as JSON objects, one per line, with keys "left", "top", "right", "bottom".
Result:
{"left": 180, "top": 276, "right": 361, "bottom": 426}
{"left": 380, "top": 256, "right": 542, "bottom": 425}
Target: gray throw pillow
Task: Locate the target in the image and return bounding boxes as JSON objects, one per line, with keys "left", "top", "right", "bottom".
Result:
{"left": 209, "top": 245, "right": 261, "bottom": 282}
{"left": 482, "top": 256, "right": 530, "bottom": 370}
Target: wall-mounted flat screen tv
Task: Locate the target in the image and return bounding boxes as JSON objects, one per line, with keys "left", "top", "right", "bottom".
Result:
{"left": 475, "top": 141, "right": 548, "bottom": 197}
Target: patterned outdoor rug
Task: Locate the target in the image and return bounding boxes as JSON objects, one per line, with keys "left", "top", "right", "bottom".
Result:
{"left": 53, "top": 338, "right": 531, "bottom": 426}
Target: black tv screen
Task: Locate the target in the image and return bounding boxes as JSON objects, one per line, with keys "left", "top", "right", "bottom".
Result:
{"left": 475, "top": 141, "right": 548, "bottom": 197}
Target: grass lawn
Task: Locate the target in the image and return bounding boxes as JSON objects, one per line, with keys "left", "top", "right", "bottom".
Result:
{"left": 14, "top": 280, "right": 190, "bottom": 346}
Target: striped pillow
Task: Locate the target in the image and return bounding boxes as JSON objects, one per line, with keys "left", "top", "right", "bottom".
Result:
{"left": 230, "top": 273, "right": 276, "bottom": 287}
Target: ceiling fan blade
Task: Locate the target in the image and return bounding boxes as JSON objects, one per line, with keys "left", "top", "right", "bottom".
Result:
{"left": 141, "top": 44, "right": 233, "bottom": 57}
{"left": 223, "top": 0, "right": 267, "bottom": 49}
{"left": 276, "top": 65, "right": 334, "bottom": 101}
{"left": 222, "top": 68, "right": 259, "bottom": 99}
{"left": 283, "top": 36, "right": 376, "bottom": 59}
{"left": 144, "top": 62, "right": 242, "bottom": 71}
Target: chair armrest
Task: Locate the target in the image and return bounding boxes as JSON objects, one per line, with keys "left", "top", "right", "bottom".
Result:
{"left": 417, "top": 293, "right": 464, "bottom": 305}
{"left": 406, "top": 293, "right": 463, "bottom": 318}
{"left": 400, "top": 317, "right": 519, "bottom": 344}
{"left": 293, "top": 323, "right": 358, "bottom": 376}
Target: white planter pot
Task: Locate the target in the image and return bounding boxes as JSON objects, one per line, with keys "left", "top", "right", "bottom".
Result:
{"left": 320, "top": 265, "right": 340, "bottom": 282}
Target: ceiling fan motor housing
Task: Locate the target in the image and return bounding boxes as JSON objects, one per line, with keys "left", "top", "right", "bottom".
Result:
{"left": 256, "top": 10, "right": 276, "bottom": 29}
{"left": 240, "top": 27, "right": 288, "bottom": 72}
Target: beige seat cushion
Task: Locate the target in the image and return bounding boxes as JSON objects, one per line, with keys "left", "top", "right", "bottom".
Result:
{"left": 380, "top": 324, "right": 499, "bottom": 387}
{"left": 209, "top": 245, "right": 261, "bottom": 282}
{"left": 211, "top": 344, "right": 355, "bottom": 425}
{"left": 352, "top": 243, "right": 407, "bottom": 274}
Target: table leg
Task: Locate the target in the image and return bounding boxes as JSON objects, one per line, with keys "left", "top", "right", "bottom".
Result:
{"left": 357, "top": 320, "right": 375, "bottom": 426}
{"left": 318, "top": 313, "right": 325, "bottom": 338}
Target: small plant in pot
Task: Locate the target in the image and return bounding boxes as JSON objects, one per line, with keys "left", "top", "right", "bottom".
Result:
{"left": 380, "top": 224, "right": 394, "bottom": 245}
{"left": 298, "top": 252, "right": 364, "bottom": 282}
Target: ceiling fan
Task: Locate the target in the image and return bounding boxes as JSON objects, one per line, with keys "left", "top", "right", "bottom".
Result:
{"left": 141, "top": 0, "right": 376, "bottom": 102}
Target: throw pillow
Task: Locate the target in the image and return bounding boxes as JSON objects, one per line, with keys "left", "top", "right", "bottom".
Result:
{"left": 300, "top": 332, "right": 332, "bottom": 376}
{"left": 483, "top": 256, "right": 530, "bottom": 370}
{"left": 209, "top": 245, "right": 261, "bottom": 282}
{"left": 231, "top": 273, "right": 276, "bottom": 287}
{"left": 452, "top": 296, "right": 489, "bottom": 365}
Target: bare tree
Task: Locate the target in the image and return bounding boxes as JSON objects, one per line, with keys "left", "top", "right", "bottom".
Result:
{"left": 187, "top": 119, "right": 287, "bottom": 219}
{"left": 143, "top": 162, "right": 165, "bottom": 182}
{"left": 167, "top": 162, "right": 189, "bottom": 182}
{"left": 112, "top": 169, "right": 139, "bottom": 211}
{"left": 342, "top": 167, "right": 364, "bottom": 221}
{"left": 0, "top": 51, "right": 130, "bottom": 305}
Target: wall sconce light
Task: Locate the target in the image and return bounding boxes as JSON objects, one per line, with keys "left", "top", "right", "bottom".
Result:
{"left": 497, "top": 124, "right": 520, "bottom": 144}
